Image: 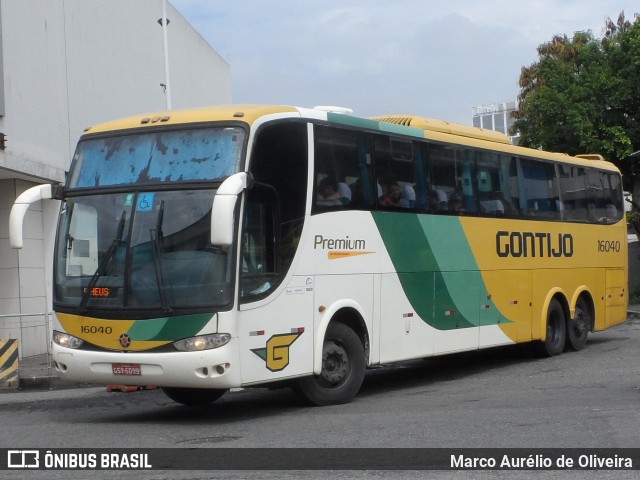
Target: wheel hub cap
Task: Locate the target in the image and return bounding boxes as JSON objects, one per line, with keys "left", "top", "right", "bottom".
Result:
{"left": 321, "top": 343, "right": 348, "bottom": 384}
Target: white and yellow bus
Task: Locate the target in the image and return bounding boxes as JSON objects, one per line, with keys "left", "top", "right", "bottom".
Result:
{"left": 10, "top": 105, "right": 628, "bottom": 406}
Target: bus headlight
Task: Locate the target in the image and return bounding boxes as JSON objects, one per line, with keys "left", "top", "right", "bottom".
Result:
{"left": 173, "top": 333, "right": 231, "bottom": 352}
{"left": 53, "top": 331, "right": 84, "bottom": 349}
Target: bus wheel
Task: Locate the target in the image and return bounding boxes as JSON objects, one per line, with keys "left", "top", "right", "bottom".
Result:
{"left": 294, "top": 322, "right": 366, "bottom": 406}
{"left": 161, "top": 387, "right": 226, "bottom": 406}
{"left": 566, "top": 298, "right": 590, "bottom": 351}
{"left": 534, "top": 298, "right": 566, "bottom": 357}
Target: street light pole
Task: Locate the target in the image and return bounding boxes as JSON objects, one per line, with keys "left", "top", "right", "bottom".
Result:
{"left": 160, "top": 0, "right": 172, "bottom": 110}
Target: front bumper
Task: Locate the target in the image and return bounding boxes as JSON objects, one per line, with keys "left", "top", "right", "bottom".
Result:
{"left": 52, "top": 340, "right": 241, "bottom": 389}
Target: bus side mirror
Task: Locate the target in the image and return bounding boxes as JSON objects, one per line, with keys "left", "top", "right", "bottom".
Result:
{"left": 211, "top": 172, "right": 253, "bottom": 246}
{"left": 10, "top": 184, "right": 62, "bottom": 249}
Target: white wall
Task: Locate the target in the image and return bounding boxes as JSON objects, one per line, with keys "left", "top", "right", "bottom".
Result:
{"left": 62, "top": 0, "right": 231, "bottom": 154}
{"left": 0, "top": 0, "right": 231, "bottom": 180}
{"left": 0, "top": 179, "right": 49, "bottom": 357}
{"left": 0, "top": 0, "right": 231, "bottom": 357}
{"left": 0, "top": 0, "right": 70, "bottom": 181}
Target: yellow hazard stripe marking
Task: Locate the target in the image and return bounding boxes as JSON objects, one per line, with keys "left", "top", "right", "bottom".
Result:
{"left": 0, "top": 339, "right": 19, "bottom": 384}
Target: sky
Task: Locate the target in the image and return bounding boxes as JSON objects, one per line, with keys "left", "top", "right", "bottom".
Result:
{"left": 169, "top": 1, "right": 639, "bottom": 125}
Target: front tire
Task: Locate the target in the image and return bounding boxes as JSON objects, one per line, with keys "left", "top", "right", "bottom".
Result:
{"left": 566, "top": 297, "right": 590, "bottom": 351}
{"left": 533, "top": 298, "right": 566, "bottom": 357}
{"left": 161, "top": 387, "right": 226, "bottom": 406}
{"left": 295, "top": 322, "right": 366, "bottom": 406}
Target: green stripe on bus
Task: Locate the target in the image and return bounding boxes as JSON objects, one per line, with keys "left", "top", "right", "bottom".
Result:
{"left": 372, "top": 212, "right": 510, "bottom": 330}
{"left": 127, "top": 313, "right": 213, "bottom": 341}
{"left": 327, "top": 113, "right": 425, "bottom": 138}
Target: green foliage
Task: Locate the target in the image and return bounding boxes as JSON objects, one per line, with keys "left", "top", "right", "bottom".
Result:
{"left": 514, "top": 12, "right": 640, "bottom": 190}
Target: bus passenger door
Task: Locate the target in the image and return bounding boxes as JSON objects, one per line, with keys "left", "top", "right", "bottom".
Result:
{"left": 236, "top": 185, "right": 314, "bottom": 385}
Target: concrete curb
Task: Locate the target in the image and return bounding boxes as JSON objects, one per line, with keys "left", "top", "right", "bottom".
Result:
{"left": 627, "top": 309, "right": 640, "bottom": 319}
{"left": 18, "top": 374, "right": 75, "bottom": 391}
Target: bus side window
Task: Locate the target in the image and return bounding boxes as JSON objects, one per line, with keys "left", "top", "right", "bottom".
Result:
{"left": 427, "top": 144, "right": 454, "bottom": 213}
{"left": 373, "top": 135, "right": 419, "bottom": 211}
{"left": 558, "top": 164, "right": 587, "bottom": 221}
{"left": 476, "top": 151, "right": 515, "bottom": 217}
{"left": 606, "top": 173, "right": 624, "bottom": 222}
{"left": 586, "top": 170, "right": 624, "bottom": 223}
{"left": 520, "top": 158, "right": 561, "bottom": 220}
{"left": 428, "top": 144, "right": 479, "bottom": 215}
{"left": 313, "top": 125, "right": 374, "bottom": 212}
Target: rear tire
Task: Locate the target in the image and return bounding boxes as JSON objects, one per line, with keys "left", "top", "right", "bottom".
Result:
{"left": 533, "top": 298, "right": 566, "bottom": 357}
{"left": 566, "top": 297, "right": 590, "bottom": 351}
{"left": 295, "top": 322, "right": 366, "bottom": 406}
{"left": 161, "top": 387, "right": 226, "bottom": 406}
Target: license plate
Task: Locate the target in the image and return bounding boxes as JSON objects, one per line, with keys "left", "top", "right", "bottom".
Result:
{"left": 112, "top": 363, "right": 141, "bottom": 376}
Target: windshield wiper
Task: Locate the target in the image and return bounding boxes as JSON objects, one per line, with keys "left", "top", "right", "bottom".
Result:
{"left": 79, "top": 210, "right": 127, "bottom": 312}
{"left": 150, "top": 200, "right": 172, "bottom": 313}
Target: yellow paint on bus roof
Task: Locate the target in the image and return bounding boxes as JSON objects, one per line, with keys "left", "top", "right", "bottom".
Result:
{"left": 373, "top": 114, "right": 618, "bottom": 171}
{"left": 84, "top": 104, "right": 299, "bottom": 134}
{"left": 373, "top": 115, "right": 512, "bottom": 144}
{"left": 423, "top": 129, "right": 619, "bottom": 172}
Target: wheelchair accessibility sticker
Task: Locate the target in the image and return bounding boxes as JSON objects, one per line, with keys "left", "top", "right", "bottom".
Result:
{"left": 136, "top": 193, "right": 155, "bottom": 212}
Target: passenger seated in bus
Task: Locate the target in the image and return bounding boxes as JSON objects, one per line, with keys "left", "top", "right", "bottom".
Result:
{"left": 316, "top": 177, "right": 343, "bottom": 206}
{"left": 380, "top": 181, "right": 402, "bottom": 207}
{"left": 337, "top": 182, "right": 352, "bottom": 206}
{"left": 599, "top": 204, "right": 619, "bottom": 223}
{"left": 399, "top": 183, "right": 416, "bottom": 209}
{"left": 348, "top": 178, "right": 366, "bottom": 207}
{"left": 450, "top": 193, "right": 465, "bottom": 213}
{"left": 606, "top": 204, "right": 618, "bottom": 220}
{"left": 431, "top": 189, "right": 448, "bottom": 211}
{"left": 480, "top": 191, "right": 505, "bottom": 216}
{"left": 553, "top": 198, "right": 565, "bottom": 220}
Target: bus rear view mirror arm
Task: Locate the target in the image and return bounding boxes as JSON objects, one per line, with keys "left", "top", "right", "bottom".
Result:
{"left": 210, "top": 172, "right": 253, "bottom": 246}
{"left": 9, "top": 184, "right": 63, "bottom": 249}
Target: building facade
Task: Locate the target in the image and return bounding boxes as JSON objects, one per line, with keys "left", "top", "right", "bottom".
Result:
{"left": 472, "top": 101, "right": 519, "bottom": 145}
{"left": 0, "top": 0, "right": 231, "bottom": 357}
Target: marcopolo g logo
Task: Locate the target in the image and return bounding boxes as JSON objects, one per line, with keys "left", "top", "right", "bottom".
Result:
{"left": 119, "top": 333, "right": 131, "bottom": 348}
{"left": 251, "top": 332, "right": 302, "bottom": 372}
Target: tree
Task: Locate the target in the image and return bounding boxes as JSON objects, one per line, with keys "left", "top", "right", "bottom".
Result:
{"left": 513, "top": 12, "right": 640, "bottom": 201}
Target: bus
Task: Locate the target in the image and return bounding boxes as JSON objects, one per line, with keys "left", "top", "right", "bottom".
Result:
{"left": 9, "top": 104, "right": 628, "bottom": 406}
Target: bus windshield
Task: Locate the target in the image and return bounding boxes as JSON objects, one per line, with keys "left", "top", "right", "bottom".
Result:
{"left": 67, "top": 127, "right": 245, "bottom": 189}
{"left": 54, "top": 189, "right": 234, "bottom": 315}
